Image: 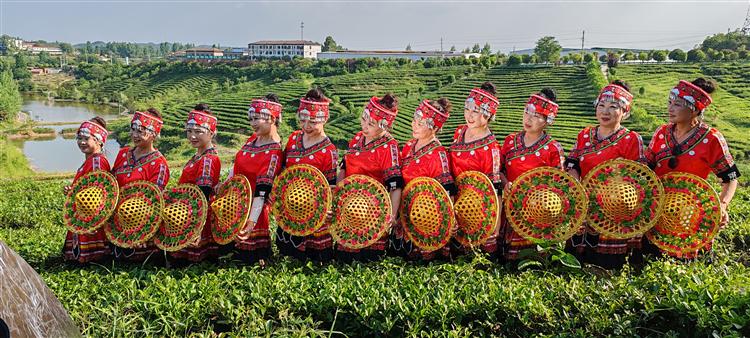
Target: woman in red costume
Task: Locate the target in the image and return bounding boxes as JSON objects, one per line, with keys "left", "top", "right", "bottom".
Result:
{"left": 563, "top": 80, "right": 646, "bottom": 269}
{"left": 170, "top": 103, "right": 221, "bottom": 263}
{"left": 448, "top": 82, "right": 503, "bottom": 258}
{"left": 645, "top": 78, "right": 740, "bottom": 259}
{"left": 276, "top": 88, "right": 338, "bottom": 262}
{"left": 110, "top": 108, "right": 170, "bottom": 263}
{"left": 501, "top": 88, "right": 565, "bottom": 261}
{"left": 62, "top": 117, "right": 112, "bottom": 264}
{"left": 338, "top": 94, "right": 403, "bottom": 263}
{"left": 393, "top": 98, "right": 456, "bottom": 261}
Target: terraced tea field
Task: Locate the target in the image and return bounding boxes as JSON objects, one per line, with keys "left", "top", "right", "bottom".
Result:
{"left": 97, "top": 72, "right": 224, "bottom": 102}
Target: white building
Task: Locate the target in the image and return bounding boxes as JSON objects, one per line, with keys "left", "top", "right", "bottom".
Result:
{"left": 247, "top": 40, "right": 322, "bottom": 59}
{"left": 29, "top": 44, "right": 63, "bottom": 55}
{"left": 317, "top": 50, "right": 480, "bottom": 61}
{"left": 9, "top": 38, "right": 24, "bottom": 49}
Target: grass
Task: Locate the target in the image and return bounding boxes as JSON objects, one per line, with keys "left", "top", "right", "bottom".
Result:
{"left": 0, "top": 137, "right": 33, "bottom": 178}
{"left": 0, "top": 177, "right": 749, "bottom": 336}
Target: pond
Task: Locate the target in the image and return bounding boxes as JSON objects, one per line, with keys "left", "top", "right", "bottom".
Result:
{"left": 14, "top": 98, "right": 124, "bottom": 173}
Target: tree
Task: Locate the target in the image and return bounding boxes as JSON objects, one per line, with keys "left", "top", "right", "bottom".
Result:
{"left": 583, "top": 53, "right": 595, "bottom": 63}
{"left": 406, "top": 44, "right": 412, "bottom": 51}
{"left": 12, "top": 54, "right": 31, "bottom": 84}
{"left": 521, "top": 54, "right": 533, "bottom": 64}
{"left": 471, "top": 44, "right": 481, "bottom": 53}
{"left": 495, "top": 52, "right": 507, "bottom": 64}
{"left": 668, "top": 49, "right": 687, "bottom": 62}
{"left": 450, "top": 45, "right": 456, "bottom": 52}
{"left": 38, "top": 51, "right": 55, "bottom": 66}
{"left": 82, "top": 41, "right": 93, "bottom": 54}
{"left": 495, "top": 51, "right": 508, "bottom": 64}
{"left": 638, "top": 52, "right": 649, "bottom": 63}
{"left": 0, "top": 69, "right": 22, "bottom": 121}
{"left": 58, "top": 42, "right": 74, "bottom": 54}
{"left": 462, "top": 47, "right": 470, "bottom": 53}
{"left": 705, "top": 48, "right": 720, "bottom": 61}
{"left": 507, "top": 54, "right": 522, "bottom": 66}
{"left": 714, "top": 50, "right": 725, "bottom": 61}
{"left": 481, "top": 43, "right": 492, "bottom": 55}
{"left": 622, "top": 51, "right": 636, "bottom": 61}
{"left": 700, "top": 31, "right": 749, "bottom": 52}
{"left": 534, "top": 36, "right": 562, "bottom": 63}
{"left": 652, "top": 50, "right": 667, "bottom": 62}
{"left": 158, "top": 42, "right": 170, "bottom": 55}
{"left": 322, "top": 36, "right": 342, "bottom": 52}
{"left": 569, "top": 53, "right": 582, "bottom": 64}
{"left": 607, "top": 52, "right": 620, "bottom": 68}
{"left": 0, "top": 36, "right": 12, "bottom": 55}
{"left": 739, "top": 49, "right": 749, "bottom": 60}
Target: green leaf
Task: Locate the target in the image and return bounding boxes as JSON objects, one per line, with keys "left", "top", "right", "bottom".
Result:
{"left": 517, "top": 259, "right": 544, "bottom": 271}
{"left": 557, "top": 253, "right": 582, "bottom": 269}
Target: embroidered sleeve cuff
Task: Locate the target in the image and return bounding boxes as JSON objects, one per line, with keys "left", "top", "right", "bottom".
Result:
{"left": 717, "top": 164, "right": 741, "bottom": 183}
{"left": 254, "top": 183, "right": 273, "bottom": 198}
{"left": 385, "top": 176, "right": 405, "bottom": 192}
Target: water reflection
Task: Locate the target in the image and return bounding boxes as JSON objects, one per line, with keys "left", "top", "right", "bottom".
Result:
{"left": 15, "top": 99, "right": 123, "bottom": 173}
{"left": 22, "top": 98, "right": 121, "bottom": 123}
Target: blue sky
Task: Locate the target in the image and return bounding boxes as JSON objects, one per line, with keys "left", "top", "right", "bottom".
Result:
{"left": 1, "top": 0, "right": 748, "bottom": 52}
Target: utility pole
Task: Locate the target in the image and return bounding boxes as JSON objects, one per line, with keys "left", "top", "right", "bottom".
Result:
{"left": 743, "top": 3, "right": 750, "bottom": 35}
{"left": 440, "top": 37, "right": 443, "bottom": 52}
{"left": 300, "top": 21, "right": 305, "bottom": 40}
{"left": 581, "top": 30, "right": 585, "bottom": 56}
